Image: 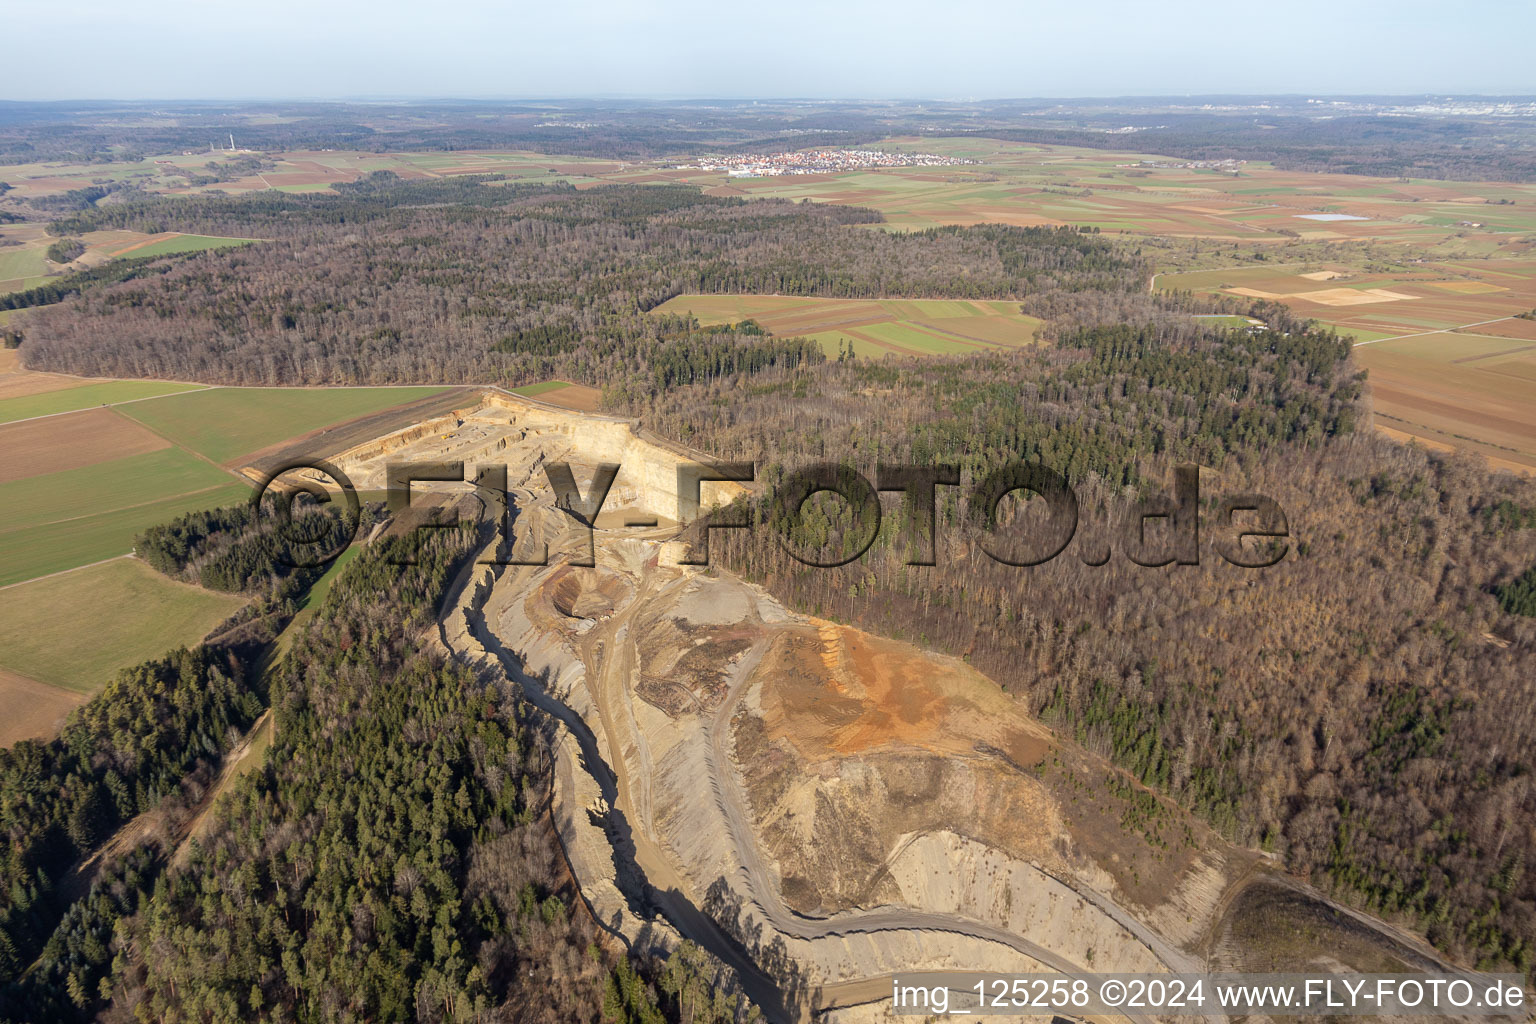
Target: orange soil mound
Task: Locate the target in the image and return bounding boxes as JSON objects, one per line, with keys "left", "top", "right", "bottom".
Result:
{"left": 758, "top": 620, "right": 1051, "bottom": 767}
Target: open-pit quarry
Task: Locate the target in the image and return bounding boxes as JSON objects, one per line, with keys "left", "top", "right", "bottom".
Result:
{"left": 309, "top": 390, "right": 1471, "bottom": 1023}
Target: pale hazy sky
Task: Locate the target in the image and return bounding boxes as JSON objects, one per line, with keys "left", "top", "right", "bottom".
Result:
{"left": 4, "top": 0, "right": 1533, "bottom": 101}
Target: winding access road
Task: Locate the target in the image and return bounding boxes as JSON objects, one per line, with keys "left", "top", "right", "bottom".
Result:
{"left": 453, "top": 490, "right": 1170, "bottom": 1023}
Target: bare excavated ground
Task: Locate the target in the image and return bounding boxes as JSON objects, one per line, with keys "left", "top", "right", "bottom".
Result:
{"left": 734, "top": 619, "right": 1239, "bottom": 928}
{"left": 363, "top": 396, "right": 1476, "bottom": 1017}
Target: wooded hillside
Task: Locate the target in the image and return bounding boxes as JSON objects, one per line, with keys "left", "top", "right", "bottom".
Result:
{"left": 19, "top": 181, "right": 1141, "bottom": 387}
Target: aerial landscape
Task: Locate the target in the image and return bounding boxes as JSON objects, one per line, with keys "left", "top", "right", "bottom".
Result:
{"left": 0, "top": 3, "right": 1534, "bottom": 1023}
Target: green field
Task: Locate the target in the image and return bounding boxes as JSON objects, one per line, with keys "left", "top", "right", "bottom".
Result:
{"left": 0, "top": 276, "right": 50, "bottom": 294}
{"left": 0, "top": 558, "right": 246, "bottom": 693}
{"left": 0, "top": 246, "right": 49, "bottom": 285}
{"left": 651, "top": 294, "right": 1042, "bottom": 358}
{"left": 1, "top": 385, "right": 453, "bottom": 587}
{"left": 0, "top": 481, "right": 252, "bottom": 587}
{"left": 510, "top": 380, "right": 574, "bottom": 396}
{"left": 275, "top": 544, "right": 362, "bottom": 656}
{"left": 799, "top": 331, "right": 893, "bottom": 360}
{"left": 120, "top": 386, "right": 453, "bottom": 463}
{"left": 302, "top": 543, "right": 360, "bottom": 611}
{"left": 0, "top": 447, "right": 234, "bottom": 535}
{"left": 1192, "top": 315, "right": 1265, "bottom": 328}
{"left": 0, "top": 380, "right": 208, "bottom": 425}
{"left": 855, "top": 321, "right": 973, "bottom": 354}
{"left": 121, "top": 234, "right": 257, "bottom": 259}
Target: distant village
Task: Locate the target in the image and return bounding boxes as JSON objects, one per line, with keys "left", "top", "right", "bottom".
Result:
{"left": 683, "top": 148, "right": 975, "bottom": 177}
{"left": 1122, "top": 158, "right": 1249, "bottom": 171}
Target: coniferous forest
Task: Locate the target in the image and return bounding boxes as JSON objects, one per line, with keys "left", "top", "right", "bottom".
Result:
{"left": 1, "top": 521, "right": 738, "bottom": 1024}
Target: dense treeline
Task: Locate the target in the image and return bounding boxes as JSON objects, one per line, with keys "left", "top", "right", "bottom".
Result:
{"left": 10, "top": 110, "right": 1534, "bottom": 998}
{"left": 95, "top": 526, "right": 741, "bottom": 1023}
{"left": 0, "top": 254, "right": 184, "bottom": 312}
{"left": 0, "top": 504, "right": 371, "bottom": 1008}
{"left": 0, "top": 847, "right": 158, "bottom": 1023}
{"left": 21, "top": 182, "right": 1143, "bottom": 387}
{"left": 0, "top": 511, "right": 742, "bottom": 1022}
{"left": 42, "top": 238, "right": 83, "bottom": 263}
{"left": 1497, "top": 563, "right": 1536, "bottom": 616}
{"left": 649, "top": 317, "right": 1536, "bottom": 978}
{"left": 0, "top": 648, "right": 258, "bottom": 987}
{"left": 40, "top": 176, "right": 866, "bottom": 240}
{"left": 136, "top": 498, "right": 358, "bottom": 594}
{"left": 630, "top": 304, "right": 1358, "bottom": 486}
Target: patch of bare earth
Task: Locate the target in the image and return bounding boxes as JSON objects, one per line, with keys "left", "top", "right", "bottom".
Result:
{"left": 0, "top": 668, "right": 85, "bottom": 746}
{"left": 0, "top": 370, "right": 85, "bottom": 400}
{"left": 0, "top": 407, "right": 172, "bottom": 482}
{"left": 533, "top": 383, "right": 603, "bottom": 412}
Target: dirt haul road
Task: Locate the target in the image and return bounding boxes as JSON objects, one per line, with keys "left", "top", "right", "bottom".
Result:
{"left": 445, "top": 485, "right": 1165, "bottom": 1024}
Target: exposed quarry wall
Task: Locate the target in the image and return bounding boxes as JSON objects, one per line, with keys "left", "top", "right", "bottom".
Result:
{"left": 480, "top": 390, "right": 748, "bottom": 521}
{"left": 332, "top": 388, "right": 748, "bottom": 523}
{"left": 438, "top": 554, "right": 682, "bottom": 958}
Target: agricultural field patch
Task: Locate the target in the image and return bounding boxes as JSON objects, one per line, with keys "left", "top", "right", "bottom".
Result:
{"left": 0, "top": 558, "right": 245, "bottom": 695}
{"left": 0, "top": 407, "right": 171, "bottom": 482}
{"left": 0, "top": 368, "right": 90, "bottom": 401}
{"left": 797, "top": 331, "right": 891, "bottom": 360}
{"left": 111, "top": 233, "right": 257, "bottom": 259}
{"left": 1429, "top": 280, "right": 1507, "bottom": 295}
{"left": 510, "top": 380, "right": 603, "bottom": 411}
{"left": 0, "top": 380, "right": 445, "bottom": 583}
{"left": 1158, "top": 260, "right": 1536, "bottom": 337}
{"left": 656, "top": 137, "right": 1536, "bottom": 267}
{"left": 651, "top": 294, "right": 1041, "bottom": 358}
{"left": 1159, "top": 257, "right": 1536, "bottom": 470}
{"left": 119, "top": 386, "right": 455, "bottom": 464}
{"left": 510, "top": 380, "right": 576, "bottom": 397}
{"left": 0, "top": 156, "right": 175, "bottom": 201}
{"left": 0, "top": 668, "right": 87, "bottom": 748}
{"left": 157, "top": 149, "right": 631, "bottom": 194}
{"left": 0, "top": 218, "right": 258, "bottom": 296}
{"left": 0, "top": 479, "right": 252, "bottom": 587}
{"left": 1191, "top": 315, "right": 1267, "bottom": 329}
{"left": 0, "top": 379, "right": 208, "bottom": 425}
{"left": 0, "top": 379, "right": 468, "bottom": 691}
{"left": 1355, "top": 337, "right": 1536, "bottom": 472}
{"left": 0, "top": 240, "right": 49, "bottom": 289}
{"left": 852, "top": 321, "right": 982, "bottom": 354}
{"left": 0, "top": 446, "right": 234, "bottom": 535}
